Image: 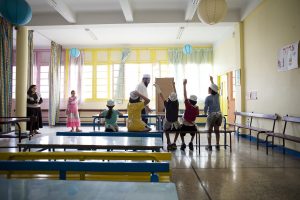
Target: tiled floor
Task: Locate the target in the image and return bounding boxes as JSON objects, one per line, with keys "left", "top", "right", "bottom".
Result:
{"left": 1, "top": 126, "right": 300, "bottom": 200}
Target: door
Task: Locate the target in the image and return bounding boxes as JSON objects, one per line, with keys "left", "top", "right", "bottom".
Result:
{"left": 227, "top": 72, "right": 235, "bottom": 124}
{"left": 219, "top": 74, "right": 228, "bottom": 117}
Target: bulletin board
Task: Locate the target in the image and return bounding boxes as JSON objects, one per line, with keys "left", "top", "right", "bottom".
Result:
{"left": 155, "top": 78, "right": 175, "bottom": 114}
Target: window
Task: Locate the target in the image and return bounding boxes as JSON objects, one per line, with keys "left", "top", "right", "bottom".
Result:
{"left": 81, "top": 65, "right": 93, "bottom": 100}
{"left": 96, "top": 65, "right": 109, "bottom": 99}
{"left": 40, "top": 66, "right": 49, "bottom": 99}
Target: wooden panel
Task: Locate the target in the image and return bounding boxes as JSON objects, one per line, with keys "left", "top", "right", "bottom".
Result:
{"left": 155, "top": 78, "right": 174, "bottom": 114}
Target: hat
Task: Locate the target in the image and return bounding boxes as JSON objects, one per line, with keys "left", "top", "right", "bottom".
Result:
{"left": 168, "top": 92, "right": 177, "bottom": 102}
{"left": 143, "top": 74, "right": 150, "bottom": 79}
{"left": 130, "top": 91, "right": 139, "bottom": 100}
{"left": 107, "top": 99, "right": 115, "bottom": 107}
{"left": 190, "top": 95, "right": 197, "bottom": 102}
{"left": 209, "top": 84, "right": 218, "bottom": 93}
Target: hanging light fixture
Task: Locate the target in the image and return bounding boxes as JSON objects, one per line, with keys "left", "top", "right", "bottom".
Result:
{"left": 197, "top": 0, "right": 227, "bottom": 25}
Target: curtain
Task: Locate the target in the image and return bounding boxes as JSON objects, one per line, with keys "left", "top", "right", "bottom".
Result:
{"left": 0, "top": 17, "right": 13, "bottom": 132}
{"left": 114, "top": 48, "right": 131, "bottom": 100}
{"left": 48, "top": 41, "right": 62, "bottom": 126}
{"left": 168, "top": 47, "right": 213, "bottom": 106}
{"left": 68, "top": 50, "right": 84, "bottom": 103}
{"left": 27, "top": 30, "right": 34, "bottom": 88}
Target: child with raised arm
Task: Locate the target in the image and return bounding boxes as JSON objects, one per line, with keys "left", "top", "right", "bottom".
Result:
{"left": 66, "top": 90, "right": 81, "bottom": 132}
{"left": 154, "top": 81, "right": 180, "bottom": 151}
{"left": 180, "top": 79, "right": 199, "bottom": 151}
{"left": 99, "top": 99, "right": 123, "bottom": 132}
{"left": 204, "top": 76, "right": 222, "bottom": 151}
{"left": 127, "top": 91, "right": 151, "bottom": 132}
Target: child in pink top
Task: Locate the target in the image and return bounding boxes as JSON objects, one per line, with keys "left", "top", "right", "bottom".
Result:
{"left": 66, "top": 90, "right": 81, "bottom": 132}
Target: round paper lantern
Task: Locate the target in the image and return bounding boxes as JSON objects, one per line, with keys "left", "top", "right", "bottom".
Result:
{"left": 70, "top": 48, "right": 80, "bottom": 58}
{"left": 183, "top": 44, "right": 192, "bottom": 55}
{"left": 0, "top": 0, "right": 32, "bottom": 26}
{"left": 197, "top": 0, "right": 227, "bottom": 25}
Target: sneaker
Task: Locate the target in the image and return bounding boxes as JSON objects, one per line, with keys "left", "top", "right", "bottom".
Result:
{"left": 205, "top": 145, "right": 212, "bottom": 151}
{"left": 171, "top": 143, "right": 177, "bottom": 150}
{"left": 188, "top": 142, "right": 194, "bottom": 151}
{"left": 216, "top": 145, "right": 220, "bottom": 151}
{"left": 167, "top": 144, "right": 173, "bottom": 151}
{"left": 180, "top": 143, "right": 186, "bottom": 151}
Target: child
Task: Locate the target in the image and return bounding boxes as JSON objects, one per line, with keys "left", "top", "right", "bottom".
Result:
{"left": 180, "top": 79, "right": 199, "bottom": 151}
{"left": 204, "top": 76, "right": 222, "bottom": 151}
{"left": 66, "top": 90, "right": 81, "bottom": 132}
{"left": 127, "top": 91, "right": 151, "bottom": 132}
{"left": 99, "top": 99, "right": 123, "bottom": 132}
{"left": 153, "top": 82, "right": 180, "bottom": 151}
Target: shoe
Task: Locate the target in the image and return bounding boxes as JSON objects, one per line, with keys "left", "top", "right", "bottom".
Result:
{"left": 216, "top": 145, "right": 220, "bottom": 151}
{"left": 188, "top": 142, "right": 194, "bottom": 151}
{"left": 75, "top": 129, "right": 82, "bottom": 132}
{"left": 34, "top": 131, "right": 41, "bottom": 134}
{"left": 205, "top": 145, "right": 212, "bottom": 151}
{"left": 167, "top": 144, "right": 173, "bottom": 151}
{"left": 171, "top": 143, "right": 177, "bottom": 150}
{"left": 180, "top": 143, "right": 186, "bottom": 151}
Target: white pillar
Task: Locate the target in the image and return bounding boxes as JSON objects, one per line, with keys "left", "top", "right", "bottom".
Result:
{"left": 15, "top": 26, "right": 28, "bottom": 132}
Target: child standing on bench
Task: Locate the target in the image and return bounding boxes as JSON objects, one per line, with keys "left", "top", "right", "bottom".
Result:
{"left": 127, "top": 91, "right": 151, "bottom": 132}
{"left": 66, "top": 90, "right": 81, "bottom": 132}
{"left": 153, "top": 81, "right": 180, "bottom": 151}
{"left": 99, "top": 100, "right": 123, "bottom": 132}
{"left": 180, "top": 79, "right": 199, "bottom": 151}
{"left": 204, "top": 76, "right": 222, "bottom": 151}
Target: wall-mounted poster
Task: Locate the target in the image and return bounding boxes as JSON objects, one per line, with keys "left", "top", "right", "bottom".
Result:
{"left": 235, "top": 69, "right": 240, "bottom": 86}
{"left": 277, "top": 41, "right": 299, "bottom": 71}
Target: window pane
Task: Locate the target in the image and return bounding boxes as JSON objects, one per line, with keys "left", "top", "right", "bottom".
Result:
{"left": 40, "top": 73, "right": 48, "bottom": 79}
{"left": 40, "top": 79, "right": 49, "bottom": 85}
{"left": 40, "top": 66, "right": 49, "bottom": 72}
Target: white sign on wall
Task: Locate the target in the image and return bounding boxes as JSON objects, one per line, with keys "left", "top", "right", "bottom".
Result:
{"left": 277, "top": 41, "right": 299, "bottom": 71}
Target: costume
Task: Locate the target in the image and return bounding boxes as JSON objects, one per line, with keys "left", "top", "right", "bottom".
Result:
{"left": 181, "top": 99, "right": 199, "bottom": 136}
{"left": 204, "top": 94, "right": 222, "bottom": 128}
{"left": 127, "top": 101, "right": 147, "bottom": 131}
{"left": 66, "top": 96, "right": 80, "bottom": 127}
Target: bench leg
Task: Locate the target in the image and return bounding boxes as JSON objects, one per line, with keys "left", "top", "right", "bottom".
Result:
{"left": 257, "top": 132, "right": 261, "bottom": 150}
{"left": 266, "top": 135, "right": 270, "bottom": 155}
{"left": 237, "top": 127, "right": 240, "bottom": 142}
{"left": 230, "top": 132, "right": 232, "bottom": 152}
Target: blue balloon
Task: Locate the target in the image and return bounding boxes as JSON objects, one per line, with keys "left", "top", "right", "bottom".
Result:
{"left": 70, "top": 48, "right": 80, "bottom": 58}
{"left": 0, "top": 0, "right": 32, "bottom": 26}
{"left": 183, "top": 44, "right": 192, "bottom": 55}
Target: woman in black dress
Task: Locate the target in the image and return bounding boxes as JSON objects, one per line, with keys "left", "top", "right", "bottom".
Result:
{"left": 27, "top": 85, "right": 43, "bottom": 134}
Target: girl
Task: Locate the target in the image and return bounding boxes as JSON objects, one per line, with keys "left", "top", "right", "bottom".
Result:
{"left": 153, "top": 82, "right": 180, "bottom": 151}
{"left": 127, "top": 91, "right": 151, "bottom": 132}
{"left": 204, "top": 76, "right": 222, "bottom": 151}
{"left": 66, "top": 90, "right": 81, "bottom": 132}
{"left": 99, "top": 99, "right": 123, "bottom": 132}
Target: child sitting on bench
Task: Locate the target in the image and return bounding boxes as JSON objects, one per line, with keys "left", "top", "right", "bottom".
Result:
{"left": 154, "top": 81, "right": 180, "bottom": 151}
{"left": 99, "top": 100, "right": 123, "bottom": 132}
{"left": 127, "top": 91, "right": 151, "bottom": 132}
{"left": 180, "top": 79, "right": 199, "bottom": 151}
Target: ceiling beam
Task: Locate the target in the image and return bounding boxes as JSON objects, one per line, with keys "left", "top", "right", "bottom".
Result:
{"left": 185, "top": 0, "right": 199, "bottom": 21}
{"left": 118, "top": 0, "right": 134, "bottom": 22}
{"left": 47, "top": 0, "right": 76, "bottom": 23}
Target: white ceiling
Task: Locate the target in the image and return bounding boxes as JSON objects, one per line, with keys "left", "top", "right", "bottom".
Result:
{"left": 24, "top": 0, "right": 262, "bottom": 48}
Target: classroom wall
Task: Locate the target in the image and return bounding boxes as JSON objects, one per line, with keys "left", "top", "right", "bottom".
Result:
{"left": 213, "top": 23, "right": 243, "bottom": 113}
{"left": 243, "top": 0, "right": 300, "bottom": 150}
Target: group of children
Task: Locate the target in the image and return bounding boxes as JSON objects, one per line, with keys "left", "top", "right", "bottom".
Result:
{"left": 66, "top": 76, "right": 222, "bottom": 151}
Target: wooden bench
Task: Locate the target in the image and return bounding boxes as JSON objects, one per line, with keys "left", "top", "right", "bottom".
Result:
{"left": 228, "top": 112, "right": 278, "bottom": 149}
{"left": 0, "top": 152, "right": 171, "bottom": 182}
{"left": 265, "top": 115, "right": 300, "bottom": 155}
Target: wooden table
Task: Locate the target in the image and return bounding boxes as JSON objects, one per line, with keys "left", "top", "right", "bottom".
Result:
{"left": 18, "top": 135, "right": 163, "bottom": 152}
{"left": 0, "top": 179, "right": 178, "bottom": 200}
{"left": 0, "top": 117, "right": 30, "bottom": 151}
